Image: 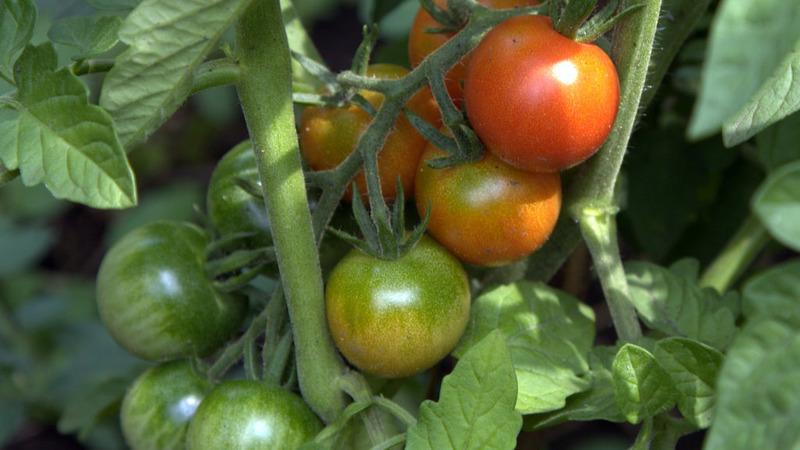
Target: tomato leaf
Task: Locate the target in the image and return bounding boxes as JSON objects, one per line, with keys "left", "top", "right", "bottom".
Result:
{"left": 755, "top": 111, "right": 800, "bottom": 172}
{"left": 99, "top": 0, "right": 253, "bottom": 149}
{"left": 453, "top": 282, "right": 595, "bottom": 414}
{"left": 0, "top": 43, "right": 137, "bottom": 209}
{"left": 48, "top": 15, "right": 123, "bottom": 59}
{"left": 86, "top": 0, "right": 140, "bottom": 11}
{"left": 626, "top": 261, "right": 738, "bottom": 350}
{"left": 752, "top": 161, "right": 800, "bottom": 251}
{"left": 742, "top": 259, "right": 800, "bottom": 320}
{"left": 0, "top": 0, "right": 36, "bottom": 82}
{"left": 406, "top": 331, "right": 522, "bottom": 450}
{"left": 612, "top": 344, "right": 677, "bottom": 424}
{"left": 653, "top": 337, "right": 723, "bottom": 428}
{"left": 704, "top": 313, "right": 800, "bottom": 450}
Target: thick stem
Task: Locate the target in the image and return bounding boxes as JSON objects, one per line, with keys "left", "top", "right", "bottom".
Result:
{"left": 579, "top": 207, "right": 642, "bottom": 342}
{"left": 700, "top": 215, "right": 770, "bottom": 293}
{"left": 235, "top": 0, "right": 346, "bottom": 422}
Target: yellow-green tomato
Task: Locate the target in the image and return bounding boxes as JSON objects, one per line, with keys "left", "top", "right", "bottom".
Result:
{"left": 186, "top": 380, "right": 322, "bottom": 450}
{"left": 121, "top": 361, "right": 212, "bottom": 450}
{"left": 326, "top": 236, "right": 471, "bottom": 378}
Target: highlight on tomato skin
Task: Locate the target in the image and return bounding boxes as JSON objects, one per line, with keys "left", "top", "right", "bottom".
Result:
{"left": 463, "top": 15, "right": 620, "bottom": 173}
{"left": 415, "top": 140, "right": 562, "bottom": 267}
{"left": 298, "top": 64, "right": 440, "bottom": 203}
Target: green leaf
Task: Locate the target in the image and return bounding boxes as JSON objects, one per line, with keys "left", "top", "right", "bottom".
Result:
{"left": 48, "top": 15, "right": 123, "bottom": 59}
{"left": 755, "top": 110, "right": 800, "bottom": 172}
{"left": 753, "top": 160, "right": 800, "bottom": 251}
{"left": 653, "top": 337, "right": 723, "bottom": 428}
{"left": 0, "top": 44, "right": 137, "bottom": 209}
{"left": 704, "top": 314, "right": 800, "bottom": 450}
{"left": 87, "top": 0, "right": 140, "bottom": 11}
{"left": 453, "top": 282, "right": 595, "bottom": 414}
{"left": 281, "top": 0, "right": 324, "bottom": 91}
{"left": 0, "top": 381, "right": 24, "bottom": 447}
{"left": 99, "top": 0, "right": 253, "bottom": 149}
{"left": 626, "top": 261, "right": 738, "bottom": 349}
{"left": 612, "top": 344, "right": 676, "bottom": 424}
{"left": 524, "top": 346, "right": 625, "bottom": 430}
{"left": 0, "top": 217, "right": 53, "bottom": 276}
{"left": 0, "top": 0, "right": 36, "bottom": 81}
{"left": 58, "top": 376, "right": 131, "bottom": 438}
{"left": 688, "top": 0, "right": 800, "bottom": 141}
{"left": 742, "top": 259, "right": 800, "bottom": 319}
{"left": 406, "top": 331, "right": 522, "bottom": 450}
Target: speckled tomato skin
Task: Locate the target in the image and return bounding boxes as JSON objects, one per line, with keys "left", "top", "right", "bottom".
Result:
{"left": 415, "top": 142, "right": 561, "bottom": 266}
{"left": 464, "top": 15, "right": 620, "bottom": 173}
{"left": 325, "top": 236, "right": 470, "bottom": 378}
{"left": 299, "top": 64, "right": 439, "bottom": 202}
{"left": 206, "top": 141, "right": 271, "bottom": 246}
{"left": 186, "top": 380, "right": 322, "bottom": 450}
{"left": 96, "top": 221, "right": 246, "bottom": 361}
{"left": 121, "top": 361, "right": 213, "bottom": 450}
{"left": 407, "top": 0, "right": 539, "bottom": 103}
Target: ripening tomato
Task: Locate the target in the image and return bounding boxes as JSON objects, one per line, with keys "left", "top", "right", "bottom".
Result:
{"left": 326, "top": 236, "right": 470, "bottom": 378}
{"left": 415, "top": 141, "right": 561, "bottom": 266}
{"left": 186, "top": 380, "right": 322, "bottom": 450}
{"left": 299, "top": 64, "right": 439, "bottom": 202}
{"left": 408, "top": 0, "right": 539, "bottom": 103}
{"left": 464, "top": 15, "right": 620, "bottom": 172}
{"left": 97, "top": 221, "right": 246, "bottom": 361}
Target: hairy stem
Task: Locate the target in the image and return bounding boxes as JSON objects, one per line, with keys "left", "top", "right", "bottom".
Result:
{"left": 235, "top": 0, "right": 346, "bottom": 421}
{"left": 700, "top": 215, "right": 770, "bottom": 293}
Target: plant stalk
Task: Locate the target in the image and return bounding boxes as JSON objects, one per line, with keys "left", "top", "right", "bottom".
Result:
{"left": 699, "top": 214, "right": 770, "bottom": 293}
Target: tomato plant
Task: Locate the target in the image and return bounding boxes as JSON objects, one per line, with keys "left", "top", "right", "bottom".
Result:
{"left": 416, "top": 141, "right": 562, "bottom": 266}
{"left": 97, "top": 221, "right": 246, "bottom": 361}
{"left": 326, "top": 236, "right": 470, "bottom": 378}
{"left": 464, "top": 15, "right": 620, "bottom": 172}
{"left": 185, "top": 380, "right": 322, "bottom": 450}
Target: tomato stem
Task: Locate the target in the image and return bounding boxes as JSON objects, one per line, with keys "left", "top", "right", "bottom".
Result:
{"left": 699, "top": 215, "right": 770, "bottom": 293}
{"left": 234, "top": 0, "right": 347, "bottom": 422}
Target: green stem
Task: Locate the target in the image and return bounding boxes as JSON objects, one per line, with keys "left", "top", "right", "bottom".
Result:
{"left": 235, "top": 0, "right": 346, "bottom": 422}
{"left": 71, "top": 59, "right": 115, "bottom": 75}
{"left": 700, "top": 215, "right": 770, "bottom": 293}
{"left": 207, "top": 301, "right": 270, "bottom": 381}
{"left": 372, "top": 396, "right": 417, "bottom": 428}
{"left": 579, "top": 207, "right": 642, "bottom": 342}
{"left": 191, "top": 59, "right": 241, "bottom": 94}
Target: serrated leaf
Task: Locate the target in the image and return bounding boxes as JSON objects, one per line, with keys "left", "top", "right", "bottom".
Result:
{"left": 453, "top": 282, "right": 595, "bottom": 414}
{"left": 653, "top": 337, "right": 723, "bottom": 428}
{"left": 0, "top": 43, "right": 137, "bottom": 209}
{"left": 99, "top": 0, "right": 253, "bottom": 149}
{"left": 704, "top": 314, "right": 800, "bottom": 450}
{"left": 626, "top": 261, "right": 738, "bottom": 350}
{"left": 406, "top": 331, "right": 522, "bottom": 450}
{"left": 0, "top": 0, "right": 36, "bottom": 81}
{"left": 753, "top": 161, "right": 800, "bottom": 251}
{"left": 742, "top": 259, "right": 800, "bottom": 319}
{"left": 756, "top": 111, "right": 800, "bottom": 172}
{"left": 48, "top": 15, "right": 123, "bottom": 59}
{"left": 688, "top": 0, "right": 800, "bottom": 141}
{"left": 612, "top": 344, "right": 677, "bottom": 424}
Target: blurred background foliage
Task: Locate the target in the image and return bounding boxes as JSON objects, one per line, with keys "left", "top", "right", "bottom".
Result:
{"left": 0, "top": 1, "right": 779, "bottom": 449}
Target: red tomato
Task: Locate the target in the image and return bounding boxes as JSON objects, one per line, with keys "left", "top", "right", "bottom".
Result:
{"left": 415, "top": 140, "right": 561, "bottom": 266}
{"left": 464, "top": 15, "right": 620, "bottom": 172}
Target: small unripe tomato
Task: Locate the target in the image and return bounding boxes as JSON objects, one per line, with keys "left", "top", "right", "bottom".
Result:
{"left": 408, "top": 0, "right": 539, "bottom": 103}
{"left": 299, "top": 64, "right": 439, "bottom": 202}
{"left": 97, "top": 221, "right": 246, "bottom": 360}
{"left": 464, "top": 15, "right": 620, "bottom": 172}
{"left": 121, "top": 361, "right": 212, "bottom": 450}
{"left": 415, "top": 141, "right": 561, "bottom": 266}
{"left": 186, "top": 380, "right": 322, "bottom": 450}
{"left": 326, "top": 236, "right": 470, "bottom": 378}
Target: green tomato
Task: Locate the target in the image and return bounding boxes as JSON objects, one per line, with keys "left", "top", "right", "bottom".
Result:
{"left": 97, "top": 221, "right": 246, "bottom": 360}
{"left": 207, "top": 141, "right": 271, "bottom": 246}
{"left": 186, "top": 380, "right": 322, "bottom": 450}
{"left": 326, "top": 236, "right": 471, "bottom": 378}
{"left": 121, "top": 360, "right": 213, "bottom": 450}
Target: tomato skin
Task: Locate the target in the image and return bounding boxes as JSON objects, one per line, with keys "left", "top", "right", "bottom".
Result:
{"left": 121, "top": 361, "right": 213, "bottom": 450}
{"left": 186, "top": 380, "right": 322, "bottom": 450}
{"left": 408, "top": 0, "right": 538, "bottom": 103}
{"left": 97, "top": 221, "right": 246, "bottom": 361}
{"left": 299, "top": 64, "right": 439, "bottom": 202}
{"left": 207, "top": 141, "right": 270, "bottom": 246}
{"left": 464, "top": 15, "right": 620, "bottom": 172}
{"left": 415, "top": 142, "right": 561, "bottom": 266}
{"left": 326, "top": 236, "right": 470, "bottom": 378}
